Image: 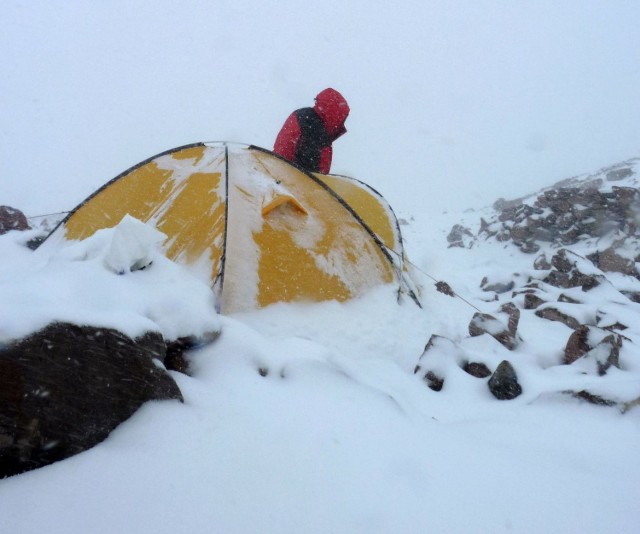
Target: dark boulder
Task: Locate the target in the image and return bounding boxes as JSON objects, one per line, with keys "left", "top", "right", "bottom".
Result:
{"left": 0, "top": 322, "right": 183, "bottom": 478}
{"left": 488, "top": 360, "right": 522, "bottom": 400}
{"left": 424, "top": 371, "right": 444, "bottom": 392}
{"left": 463, "top": 361, "right": 492, "bottom": 378}
{"left": 0, "top": 206, "right": 30, "bottom": 235}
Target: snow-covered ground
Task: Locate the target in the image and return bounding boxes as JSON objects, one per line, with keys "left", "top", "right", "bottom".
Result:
{"left": 1, "top": 189, "right": 639, "bottom": 532}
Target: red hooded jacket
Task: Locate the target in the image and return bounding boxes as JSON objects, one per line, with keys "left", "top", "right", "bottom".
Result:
{"left": 273, "top": 88, "right": 350, "bottom": 174}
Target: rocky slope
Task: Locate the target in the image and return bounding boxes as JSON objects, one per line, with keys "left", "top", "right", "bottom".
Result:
{"left": 419, "top": 157, "right": 640, "bottom": 409}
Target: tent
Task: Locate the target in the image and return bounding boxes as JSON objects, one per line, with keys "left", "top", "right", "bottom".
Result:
{"left": 43, "top": 143, "right": 420, "bottom": 313}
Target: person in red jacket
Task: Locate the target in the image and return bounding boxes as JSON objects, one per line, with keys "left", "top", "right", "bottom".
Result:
{"left": 273, "top": 88, "right": 350, "bottom": 174}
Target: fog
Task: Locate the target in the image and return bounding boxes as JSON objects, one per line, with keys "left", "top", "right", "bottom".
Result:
{"left": 2, "top": 0, "right": 639, "bottom": 218}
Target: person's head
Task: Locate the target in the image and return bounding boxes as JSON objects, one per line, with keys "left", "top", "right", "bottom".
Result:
{"left": 313, "top": 88, "right": 350, "bottom": 140}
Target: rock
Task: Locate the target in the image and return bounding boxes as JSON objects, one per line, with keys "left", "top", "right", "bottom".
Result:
{"left": 164, "top": 331, "right": 221, "bottom": 375}
{"left": 518, "top": 240, "right": 540, "bottom": 254}
{"left": 550, "top": 249, "right": 574, "bottom": 273}
{"left": 588, "top": 334, "right": 622, "bottom": 376}
{"left": 447, "top": 224, "right": 474, "bottom": 248}
{"left": 562, "top": 326, "right": 623, "bottom": 375}
{"left": 0, "top": 206, "right": 30, "bottom": 235}
{"left": 415, "top": 335, "right": 458, "bottom": 391}
{"left": 463, "top": 361, "right": 492, "bottom": 378}
{"left": 558, "top": 293, "right": 581, "bottom": 304}
{"left": 417, "top": 334, "right": 447, "bottom": 360}
{"left": 463, "top": 159, "right": 639, "bottom": 253}
{"left": 568, "top": 390, "right": 617, "bottom": 407}
{"left": 480, "top": 276, "right": 514, "bottom": 294}
{"left": 501, "top": 302, "right": 520, "bottom": 336}
{"left": 469, "top": 309, "right": 519, "bottom": 350}
{"left": 587, "top": 246, "right": 637, "bottom": 277}
{"left": 535, "top": 306, "right": 582, "bottom": 330}
{"left": 510, "top": 223, "right": 531, "bottom": 243}
{"left": 621, "top": 291, "right": 640, "bottom": 304}
{"left": 564, "top": 325, "right": 592, "bottom": 364}
{"left": 488, "top": 360, "right": 522, "bottom": 400}
{"left": 0, "top": 323, "right": 183, "bottom": 478}
{"left": 524, "top": 293, "right": 546, "bottom": 310}
{"left": 544, "top": 250, "right": 604, "bottom": 291}
{"left": 435, "top": 281, "right": 456, "bottom": 297}
{"left": 424, "top": 371, "right": 444, "bottom": 392}
{"left": 533, "top": 254, "right": 551, "bottom": 271}
{"left": 606, "top": 167, "right": 633, "bottom": 181}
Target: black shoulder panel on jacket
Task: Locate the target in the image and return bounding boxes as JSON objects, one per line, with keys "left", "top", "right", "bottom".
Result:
{"left": 294, "top": 108, "right": 330, "bottom": 172}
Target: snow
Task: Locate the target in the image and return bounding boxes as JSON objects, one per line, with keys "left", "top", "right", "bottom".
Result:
{"left": 0, "top": 220, "right": 220, "bottom": 343}
{"left": 2, "top": 2, "right": 640, "bottom": 532}
{"left": 2, "top": 204, "right": 640, "bottom": 532}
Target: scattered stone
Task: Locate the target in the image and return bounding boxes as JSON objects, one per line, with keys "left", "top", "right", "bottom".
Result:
{"left": 543, "top": 251, "right": 604, "bottom": 290}
{"left": 501, "top": 302, "right": 520, "bottom": 336}
{"left": 535, "top": 306, "right": 582, "bottom": 330}
{"left": 588, "top": 334, "right": 622, "bottom": 376}
{"left": 606, "top": 167, "right": 633, "bottom": 181}
{"left": 587, "top": 246, "right": 638, "bottom": 277}
{"left": 463, "top": 361, "right": 492, "bottom": 378}
{"left": 550, "top": 249, "right": 574, "bottom": 273}
{"left": 621, "top": 291, "right": 640, "bottom": 303}
{"left": 0, "top": 206, "right": 30, "bottom": 235}
{"left": 164, "top": 331, "right": 221, "bottom": 375}
{"left": 519, "top": 240, "right": 540, "bottom": 254}
{"left": 424, "top": 371, "right": 444, "bottom": 392}
{"left": 533, "top": 253, "right": 551, "bottom": 270}
{"left": 443, "top": 158, "right": 639, "bottom": 409}
{"left": 564, "top": 325, "right": 592, "bottom": 364}
{"left": 480, "top": 276, "right": 515, "bottom": 294}
{"left": 0, "top": 322, "right": 183, "bottom": 478}
{"left": 419, "top": 334, "right": 447, "bottom": 357}
{"left": 469, "top": 312, "right": 518, "bottom": 350}
{"left": 460, "top": 161, "right": 639, "bottom": 252}
{"left": 488, "top": 360, "right": 522, "bottom": 400}
{"left": 435, "top": 281, "right": 456, "bottom": 297}
{"left": 524, "top": 293, "right": 546, "bottom": 310}
{"left": 568, "top": 390, "right": 617, "bottom": 407}
{"left": 415, "top": 335, "right": 459, "bottom": 391}
{"left": 558, "top": 293, "right": 581, "bottom": 304}
{"left": 447, "top": 224, "right": 474, "bottom": 248}
{"left": 563, "top": 326, "right": 623, "bottom": 375}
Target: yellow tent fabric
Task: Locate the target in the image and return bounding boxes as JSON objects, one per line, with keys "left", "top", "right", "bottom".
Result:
{"left": 44, "top": 143, "right": 420, "bottom": 313}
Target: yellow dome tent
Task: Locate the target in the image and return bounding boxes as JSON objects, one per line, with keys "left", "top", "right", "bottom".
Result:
{"left": 43, "top": 143, "right": 420, "bottom": 313}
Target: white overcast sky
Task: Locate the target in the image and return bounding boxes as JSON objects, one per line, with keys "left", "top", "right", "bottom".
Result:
{"left": 2, "top": 1, "right": 639, "bottom": 217}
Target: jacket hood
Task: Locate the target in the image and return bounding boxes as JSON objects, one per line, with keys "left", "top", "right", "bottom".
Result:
{"left": 313, "top": 88, "right": 350, "bottom": 140}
